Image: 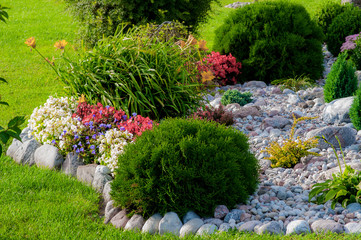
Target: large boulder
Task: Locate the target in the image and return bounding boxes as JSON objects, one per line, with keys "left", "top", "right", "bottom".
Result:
{"left": 255, "top": 221, "right": 283, "bottom": 235}
{"left": 306, "top": 126, "right": 356, "bottom": 149}
{"left": 196, "top": 224, "right": 218, "bottom": 236}
{"left": 92, "top": 165, "right": 112, "bottom": 192}
{"left": 142, "top": 213, "right": 163, "bottom": 234}
{"left": 159, "top": 212, "right": 183, "bottom": 236}
{"left": 124, "top": 214, "right": 145, "bottom": 231}
{"left": 6, "top": 139, "right": 22, "bottom": 159}
{"left": 12, "top": 139, "right": 41, "bottom": 166}
{"left": 321, "top": 162, "right": 361, "bottom": 180}
{"left": 233, "top": 106, "right": 261, "bottom": 118}
{"left": 262, "top": 116, "right": 292, "bottom": 129}
{"left": 322, "top": 96, "right": 354, "bottom": 124}
{"left": 61, "top": 152, "right": 84, "bottom": 177}
{"left": 76, "top": 164, "right": 98, "bottom": 185}
{"left": 110, "top": 209, "right": 130, "bottom": 229}
{"left": 104, "top": 200, "right": 120, "bottom": 224}
{"left": 102, "top": 181, "right": 112, "bottom": 203}
{"left": 286, "top": 220, "right": 311, "bottom": 235}
{"left": 179, "top": 218, "right": 204, "bottom": 237}
{"left": 238, "top": 220, "right": 262, "bottom": 232}
{"left": 34, "top": 144, "right": 63, "bottom": 169}
{"left": 344, "top": 222, "right": 361, "bottom": 233}
{"left": 311, "top": 220, "right": 344, "bottom": 233}
{"left": 244, "top": 81, "right": 267, "bottom": 88}
{"left": 183, "top": 211, "right": 201, "bottom": 224}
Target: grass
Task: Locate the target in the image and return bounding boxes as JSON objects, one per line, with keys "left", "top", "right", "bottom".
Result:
{"left": 1, "top": 155, "right": 361, "bottom": 239}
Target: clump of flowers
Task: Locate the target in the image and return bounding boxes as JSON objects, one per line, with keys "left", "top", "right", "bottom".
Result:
{"left": 341, "top": 33, "right": 361, "bottom": 52}
{"left": 198, "top": 52, "right": 242, "bottom": 86}
{"left": 28, "top": 96, "right": 155, "bottom": 172}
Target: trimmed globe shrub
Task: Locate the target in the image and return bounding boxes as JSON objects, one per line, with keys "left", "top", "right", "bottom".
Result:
{"left": 314, "top": 2, "right": 353, "bottom": 35}
{"left": 221, "top": 90, "right": 252, "bottom": 106}
{"left": 111, "top": 118, "right": 259, "bottom": 217}
{"left": 326, "top": 7, "right": 361, "bottom": 56}
{"left": 324, "top": 52, "right": 358, "bottom": 103}
{"left": 65, "top": 0, "right": 219, "bottom": 46}
{"left": 58, "top": 27, "right": 205, "bottom": 121}
{"left": 350, "top": 88, "right": 361, "bottom": 131}
{"left": 214, "top": 0, "right": 324, "bottom": 84}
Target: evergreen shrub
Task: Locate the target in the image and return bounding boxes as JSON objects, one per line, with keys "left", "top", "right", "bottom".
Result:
{"left": 64, "top": 0, "right": 219, "bottom": 46}
{"left": 221, "top": 90, "right": 252, "bottom": 106}
{"left": 111, "top": 118, "right": 259, "bottom": 217}
{"left": 326, "top": 7, "right": 361, "bottom": 56}
{"left": 323, "top": 52, "right": 358, "bottom": 103}
{"left": 350, "top": 88, "right": 361, "bottom": 131}
{"left": 213, "top": 0, "right": 324, "bottom": 84}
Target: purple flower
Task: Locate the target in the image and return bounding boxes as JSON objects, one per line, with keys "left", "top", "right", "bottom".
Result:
{"left": 72, "top": 145, "right": 77, "bottom": 149}
{"left": 63, "top": 130, "right": 67, "bottom": 134}
{"left": 106, "top": 105, "right": 110, "bottom": 109}
{"left": 78, "top": 117, "right": 82, "bottom": 121}
{"left": 92, "top": 114, "right": 96, "bottom": 118}
{"left": 76, "top": 149, "right": 80, "bottom": 153}
{"left": 90, "top": 145, "right": 95, "bottom": 150}
{"left": 51, "top": 140, "right": 56, "bottom": 144}
{"left": 89, "top": 121, "right": 93, "bottom": 126}
{"left": 99, "top": 110, "right": 102, "bottom": 114}
{"left": 80, "top": 148, "right": 84, "bottom": 152}
{"left": 132, "top": 112, "right": 137, "bottom": 117}
{"left": 114, "top": 118, "right": 118, "bottom": 123}
{"left": 92, "top": 134, "right": 97, "bottom": 139}
{"left": 78, "top": 142, "right": 82, "bottom": 146}
{"left": 74, "top": 134, "right": 79, "bottom": 140}
{"left": 91, "top": 150, "right": 96, "bottom": 154}
{"left": 341, "top": 32, "right": 361, "bottom": 52}
{"left": 122, "top": 115, "right": 127, "bottom": 120}
{"left": 85, "top": 136, "right": 89, "bottom": 140}
{"left": 106, "top": 124, "right": 112, "bottom": 129}
{"left": 86, "top": 141, "right": 90, "bottom": 145}
{"left": 120, "top": 127, "right": 125, "bottom": 131}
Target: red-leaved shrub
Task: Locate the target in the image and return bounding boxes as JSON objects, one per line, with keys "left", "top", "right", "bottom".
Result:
{"left": 190, "top": 105, "right": 234, "bottom": 126}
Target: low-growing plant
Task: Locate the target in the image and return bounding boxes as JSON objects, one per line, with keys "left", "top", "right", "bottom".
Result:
{"left": 264, "top": 115, "right": 319, "bottom": 168}
{"left": 111, "top": 118, "right": 259, "bottom": 218}
{"left": 271, "top": 75, "right": 316, "bottom": 92}
{"left": 197, "top": 51, "right": 242, "bottom": 86}
{"left": 221, "top": 90, "right": 252, "bottom": 106}
{"left": 190, "top": 105, "right": 234, "bottom": 126}
{"left": 309, "top": 136, "right": 361, "bottom": 209}
{"left": 326, "top": 6, "right": 361, "bottom": 56}
{"left": 323, "top": 52, "right": 358, "bottom": 103}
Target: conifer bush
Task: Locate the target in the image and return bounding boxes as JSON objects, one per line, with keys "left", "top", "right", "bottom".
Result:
{"left": 213, "top": 0, "right": 324, "bottom": 84}
{"left": 221, "top": 90, "right": 252, "bottom": 106}
{"left": 111, "top": 118, "right": 259, "bottom": 218}
{"left": 323, "top": 52, "right": 358, "bottom": 103}
{"left": 350, "top": 88, "right": 361, "bottom": 131}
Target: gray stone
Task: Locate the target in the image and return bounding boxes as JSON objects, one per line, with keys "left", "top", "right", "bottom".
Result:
{"left": 6, "top": 139, "right": 22, "bottom": 159}
{"left": 92, "top": 165, "right": 112, "bottom": 192}
{"left": 224, "top": 209, "right": 243, "bottom": 223}
{"left": 255, "top": 221, "right": 283, "bottom": 235}
{"left": 262, "top": 117, "right": 292, "bottom": 129}
{"left": 142, "top": 213, "right": 162, "bottom": 234}
{"left": 288, "top": 94, "right": 302, "bottom": 105}
{"left": 219, "top": 223, "right": 232, "bottom": 232}
{"left": 322, "top": 96, "right": 354, "bottom": 124}
{"left": 225, "top": 103, "right": 241, "bottom": 113}
{"left": 196, "top": 223, "right": 218, "bottom": 236}
{"left": 310, "top": 220, "right": 344, "bottom": 233}
{"left": 159, "top": 212, "right": 183, "bottom": 236}
{"left": 244, "top": 81, "right": 267, "bottom": 88}
{"left": 286, "top": 220, "right": 311, "bottom": 235}
{"left": 13, "top": 139, "right": 41, "bottom": 166}
{"left": 102, "top": 181, "right": 112, "bottom": 203}
{"left": 203, "top": 218, "right": 223, "bottom": 227}
{"left": 342, "top": 0, "right": 361, "bottom": 8}
{"left": 306, "top": 126, "right": 356, "bottom": 149}
{"left": 124, "top": 214, "right": 145, "bottom": 231}
{"left": 20, "top": 127, "right": 34, "bottom": 142}
{"left": 237, "top": 221, "right": 262, "bottom": 232}
{"left": 104, "top": 200, "right": 120, "bottom": 224}
{"left": 344, "top": 222, "right": 361, "bottom": 233}
{"left": 179, "top": 218, "right": 204, "bottom": 237}
{"left": 183, "top": 211, "right": 200, "bottom": 224}
{"left": 76, "top": 164, "right": 98, "bottom": 185}
{"left": 214, "top": 205, "right": 229, "bottom": 219}
{"left": 61, "top": 152, "right": 84, "bottom": 176}
{"left": 323, "top": 162, "right": 361, "bottom": 180}
{"left": 233, "top": 106, "right": 261, "bottom": 118}
{"left": 346, "top": 203, "right": 361, "bottom": 213}
{"left": 210, "top": 97, "right": 222, "bottom": 108}
{"left": 34, "top": 144, "right": 63, "bottom": 169}
{"left": 110, "top": 209, "right": 130, "bottom": 229}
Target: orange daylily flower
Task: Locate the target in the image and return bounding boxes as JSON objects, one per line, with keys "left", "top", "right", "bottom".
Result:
{"left": 187, "top": 35, "right": 198, "bottom": 46}
{"left": 198, "top": 40, "right": 208, "bottom": 51}
{"left": 25, "top": 37, "right": 36, "bottom": 49}
{"left": 54, "top": 40, "right": 68, "bottom": 50}
{"left": 77, "top": 94, "right": 86, "bottom": 103}
{"left": 201, "top": 70, "right": 214, "bottom": 83}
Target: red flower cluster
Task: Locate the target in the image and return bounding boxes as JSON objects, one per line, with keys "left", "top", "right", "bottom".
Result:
{"left": 72, "top": 102, "right": 154, "bottom": 137}
{"left": 198, "top": 51, "right": 242, "bottom": 86}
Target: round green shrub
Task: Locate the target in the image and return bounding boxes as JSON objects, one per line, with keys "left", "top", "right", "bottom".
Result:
{"left": 323, "top": 52, "right": 358, "bottom": 103}
{"left": 350, "top": 88, "right": 361, "bottom": 131}
{"left": 213, "top": 0, "right": 324, "bottom": 84}
{"left": 221, "top": 90, "right": 252, "bottom": 106}
{"left": 65, "top": 0, "right": 219, "bottom": 46}
{"left": 111, "top": 118, "right": 259, "bottom": 218}
{"left": 314, "top": 2, "right": 353, "bottom": 35}
{"left": 326, "top": 7, "right": 361, "bottom": 56}
{"left": 58, "top": 27, "right": 205, "bottom": 121}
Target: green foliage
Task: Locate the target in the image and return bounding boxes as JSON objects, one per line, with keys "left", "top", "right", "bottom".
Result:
{"left": 323, "top": 52, "right": 358, "bottom": 103}
{"left": 58, "top": 26, "right": 205, "bottom": 121}
{"left": 64, "top": 0, "right": 219, "bottom": 46}
{"left": 221, "top": 90, "right": 252, "bottom": 106}
{"left": 0, "top": 5, "right": 9, "bottom": 23}
{"left": 111, "top": 118, "right": 259, "bottom": 218}
{"left": 271, "top": 75, "right": 316, "bottom": 92}
{"left": 314, "top": 2, "right": 352, "bottom": 35}
{"left": 349, "top": 37, "right": 361, "bottom": 70}
{"left": 137, "top": 21, "right": 189, "bottom": 43}
{"left": 326, "top": 7, "right": 361, "bottom": 56}
{"left": 264, "top": 115, "right": 319, "bottom": 168}
{"left": 350, "top": 88, "right": 361, "bottom": 131}
{"left": 309, "top": 136, "right": 361, "bottom": 209}
{"left": 214, "top": 0, "right": 324, "bottom": 84}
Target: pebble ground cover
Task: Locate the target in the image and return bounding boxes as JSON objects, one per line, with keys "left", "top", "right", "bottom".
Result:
{"left": 2, "top": 0, "right": 361, "bottom": 239}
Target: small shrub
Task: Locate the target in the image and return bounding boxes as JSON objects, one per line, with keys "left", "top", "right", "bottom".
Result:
{"left": 326, "top": 7, "right": 361, "bottom": 56}
{"left": 314, "top": 2, "right": 353, "bottom": 35}
{"left": 111, "top": 118, "right": 259, "bottom": 217}
{"left": 323, "top": 52, "right": 358, "bottom": 103}
{"left": 221, "top": 90, "right": 252, "bottom": 106}
{"left": 264, "top": 115, "right": 319, "bottom": 168}
{"left": 309, "top": 136, "right": 361, "bottom": 209}
{"left": 137, "top": 21, "right": 188, "bottom": 43}
{"left": 214, "top": 0, "right": 324, "bottom": 83}
{"left": 190, "top": 105, "right": 234, "bottom": 126}
{"left": 197, "top": 52, "right": 242, "bottom": 86}
{"left": 271, "top": 75, "right": 316, "bottom": 92}
{"left": 350, "top": 88, "right": 361, "bottom": 131}
{"left": 64, "top": 0, "right": 219, "bottom": 46}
